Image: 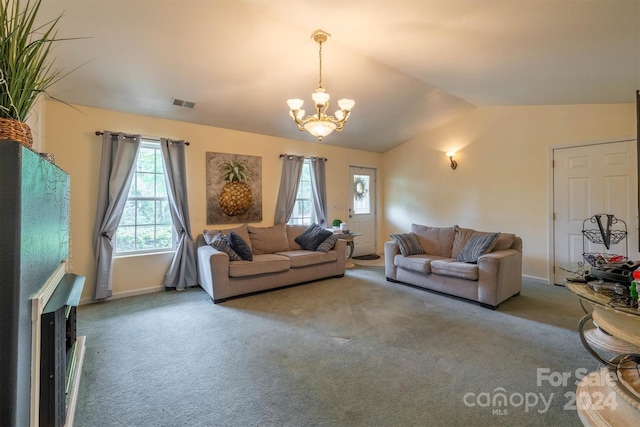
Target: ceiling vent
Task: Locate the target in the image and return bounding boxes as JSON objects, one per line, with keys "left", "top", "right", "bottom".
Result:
{"left": 172, "top": 98, "right": 196, "bottom": 109}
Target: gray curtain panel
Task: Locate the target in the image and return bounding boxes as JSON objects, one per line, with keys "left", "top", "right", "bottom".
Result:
{"left": 92, "top": 131, "right": 141, "bottom": 300}
{"left": 274, "top": 154, "right": 304, "bottom": 224}
{"left": 309, "top": 157, "right": 328, "bottom": 227}
{"left": 160, "top": 138, "right": 197, "bottom": 290}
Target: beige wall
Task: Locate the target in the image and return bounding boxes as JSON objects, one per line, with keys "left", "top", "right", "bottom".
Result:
{"left": 41, "top": 100, "right": 636, "bottom": 299}
{"left": 383, "top": 103, "right": 636, "bottom": 283}
{"left": 42, "top": 101, "right": 383, "bottom": 301}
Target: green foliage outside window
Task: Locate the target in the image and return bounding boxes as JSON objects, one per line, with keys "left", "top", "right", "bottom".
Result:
{"left": 115, "top": 142, "right": 175, "bottom": 253}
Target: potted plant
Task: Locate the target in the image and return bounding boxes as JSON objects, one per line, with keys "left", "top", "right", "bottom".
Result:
{"left": 0, "top": 0, "right": 70, "bottom": 148}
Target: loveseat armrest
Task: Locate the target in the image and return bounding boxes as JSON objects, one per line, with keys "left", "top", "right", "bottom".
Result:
{"left": 384, "top": 241, "right": 400, "bottom": 279}
{"left": 197, "top": 244, "right": 230, "bottom": 302}
{"left": 333, "top": 239, "right": 347, "bottom": 274}
{"left": 477, "top": 248, "right": 522, "bottom": 307}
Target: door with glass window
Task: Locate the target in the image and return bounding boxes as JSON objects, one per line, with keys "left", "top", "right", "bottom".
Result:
{"left": 349, "top": 166, "right": 376, "bottom": 257}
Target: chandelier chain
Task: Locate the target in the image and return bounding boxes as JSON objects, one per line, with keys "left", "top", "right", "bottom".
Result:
{"left": 318, "top": 41, "right": 323, "bottom": 89}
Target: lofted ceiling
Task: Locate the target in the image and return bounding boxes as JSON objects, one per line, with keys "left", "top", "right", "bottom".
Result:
{"left": 38, "top": 0, "right": 639, "bottom": 153}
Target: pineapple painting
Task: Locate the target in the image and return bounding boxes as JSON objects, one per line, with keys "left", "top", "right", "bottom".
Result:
{"left": 218, "top": 160, "right": 252, "bottom": 216}
{"left": 206, "top": 152, "right": 262, "bottom": 224}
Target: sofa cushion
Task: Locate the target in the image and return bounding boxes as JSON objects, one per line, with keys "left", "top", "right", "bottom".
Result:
{"left": 451, "top": 228, "right": 501, "bottom": 259}
{"left": 494, "top": 233, "right": 516, "bottom": 251}
{"left": 286, "top": 225, "right": 306, "bottom": 250}
{"left": 209, "top": 232, "right": 243, "bottom": 261}
{"left": 393, "top": 254, "right": 451, "bottom": 274}
{"left": 229, "top": 231, "right": 253, "bottom": 261}
{"left": 295, "top": 223, "right": 333, "bottom": 251}
{"left": 316, "top": 234, "right": 339, "bottom": 253}
{"left": 456, "top": 233, "right": 499, "bottom": 263}
{"left": 248, "top": 224, "right": 290, "bottom": 255}
{"left": 411, "top": 224, "right": 458, "bottom": 257}
{"left": 431, "top": 260, "right": 479, "bottom": 280}
{"left": 390, "top": 232, "right": 425, "bottom": 256}
{"left": 228, "top": 254, "right": 290, "bottom": 278}
{"left": 277, "top": 250, "right": 338, "bottom": 268}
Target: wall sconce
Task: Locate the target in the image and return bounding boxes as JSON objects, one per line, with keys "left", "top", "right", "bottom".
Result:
{"left": 446, "top": 151, "right": 458, "bottom": 170}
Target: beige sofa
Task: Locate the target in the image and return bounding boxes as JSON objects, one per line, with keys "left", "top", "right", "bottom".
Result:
{"left": 385, "top": 224, "right": 522, "bottom": 309}
{"left": 197, "top": 223, "right": 346, "bottom": 303}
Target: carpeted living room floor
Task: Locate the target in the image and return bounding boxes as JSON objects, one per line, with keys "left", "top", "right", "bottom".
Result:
{"left": 74, "top": 262, "right": 598, "bottom": 427}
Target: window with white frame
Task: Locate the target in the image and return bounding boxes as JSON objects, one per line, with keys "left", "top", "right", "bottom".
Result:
{"left": 288, "top": 159, "right": 313, "bottom": 226}
{"left": 115, "top": 140, "right": 175, "bottom": 254}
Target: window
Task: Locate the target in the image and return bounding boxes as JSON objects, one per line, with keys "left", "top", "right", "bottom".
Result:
{"left": 115, "top": 140, "right": 175, "bottom": 254}
{"left": 288, "top": 159, "right": 313, "bottom": 225}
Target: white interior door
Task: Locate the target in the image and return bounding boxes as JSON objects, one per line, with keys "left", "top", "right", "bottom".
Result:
{"left": 553, "top": 140, "right": 637, "bottom": 285}
{"left": 349, "top": 166, "right": 376, "bottom": 257}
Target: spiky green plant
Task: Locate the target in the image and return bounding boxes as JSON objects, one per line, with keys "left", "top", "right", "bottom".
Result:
{"left": 0, "top": 0, "right": 70, "bottom": 121}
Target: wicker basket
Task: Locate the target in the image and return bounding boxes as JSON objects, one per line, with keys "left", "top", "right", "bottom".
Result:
{"left": 0, "top": 117, "right": 33, "bottom": 148}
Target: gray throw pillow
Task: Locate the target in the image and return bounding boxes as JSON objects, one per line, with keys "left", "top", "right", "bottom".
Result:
{"left": 229, "top": 231, "right": 253, "bottom": 261}
{"left": 456, "top": 233, "right": 499, "bottom": 263}
{"left": 316, "top": 234, "right": 339, "bottom": 253}
{"left": 295, "top": 223, "right": 333, "bottom": 251}
{"left": 390, "top": 232, "right": 425, "bottom": 256}
{"left": 210, "top": 232, "right": 243, "bottom": 261}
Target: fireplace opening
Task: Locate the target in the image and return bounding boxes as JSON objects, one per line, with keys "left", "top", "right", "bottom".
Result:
{"left": 32, "top": 262, "right": 86, "bottom": 427}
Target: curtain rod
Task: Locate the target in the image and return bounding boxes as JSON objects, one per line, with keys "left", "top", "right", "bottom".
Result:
{"left": 95, "top": 131, "right": 190, "bottom": 145}
{"left": 279, "top": 154, "right": 327, "bottom": 161}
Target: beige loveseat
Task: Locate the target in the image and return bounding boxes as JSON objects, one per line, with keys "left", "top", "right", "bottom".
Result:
{"left": 385, "top": 224, "right": 522, "bottom": 309}
{"left": 197, "top": 223, "right": 346, "bottom": 303}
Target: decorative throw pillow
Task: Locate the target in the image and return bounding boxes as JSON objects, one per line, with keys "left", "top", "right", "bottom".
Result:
{"left": 294, "top": 223, "right": 333, "bottom": 251}
{"left": 390, "top": 232, "right": 425, "bottom": 256}
{"left": 229, "top": 231, "right": 253, "bottom": 261}
{"left": 456, "top": 233, "right": 499, "bottom": 263}
{"left": 316, "top": 234, "right": 339, "bottom": 253}
{"left": 210, "top": 232, "right": 243, "bottom": 261}
{"left": 202, "top": 229, "right": 220, "bottom": 245}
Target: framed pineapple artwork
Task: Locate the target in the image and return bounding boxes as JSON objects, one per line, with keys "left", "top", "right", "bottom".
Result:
{"left": 206, "top": 152, "right": 262, "bottom": 224}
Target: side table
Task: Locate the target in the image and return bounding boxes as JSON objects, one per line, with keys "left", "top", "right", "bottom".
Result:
{"left": 338, "top": 232, "right": 362, "bottom": 268}
{"left": 338, "top": 232, "right": 362, "bottom": 259}
{"left": 565, "top": 280, "right": 640, "bottom": 425}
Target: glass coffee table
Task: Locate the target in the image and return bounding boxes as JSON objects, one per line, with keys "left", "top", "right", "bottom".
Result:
{"left": 565, "top": 279, "right": 640, "bottom": 425}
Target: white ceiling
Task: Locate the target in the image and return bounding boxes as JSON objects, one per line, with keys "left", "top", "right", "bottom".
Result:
{"left": 39, "top": 0, "right": 640, "bottom": 153}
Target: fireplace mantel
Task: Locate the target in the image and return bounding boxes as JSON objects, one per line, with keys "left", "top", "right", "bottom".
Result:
{"left": 0, "top": 140, "right": 84, "bottom": 427}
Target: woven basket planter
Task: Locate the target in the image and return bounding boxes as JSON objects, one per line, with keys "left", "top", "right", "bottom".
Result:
{"left": 0, "top": 117, "right": 33, "bottom": 148}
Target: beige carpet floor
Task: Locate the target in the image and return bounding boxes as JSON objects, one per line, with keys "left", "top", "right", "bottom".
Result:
{"left": 75, "top": 265, "right": 598, "bottom": 426}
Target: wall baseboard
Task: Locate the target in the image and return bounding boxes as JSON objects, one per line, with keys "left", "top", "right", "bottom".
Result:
{"left": 523, "top": 274, "right": 550, "bottom": 286}
{"left": 80, "top": 285, "right": 164, "bottom": 305}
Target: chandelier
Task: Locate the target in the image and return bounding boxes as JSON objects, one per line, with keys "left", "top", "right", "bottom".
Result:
{"left": 287, "top": 30, "right": 355, "bottom": 141}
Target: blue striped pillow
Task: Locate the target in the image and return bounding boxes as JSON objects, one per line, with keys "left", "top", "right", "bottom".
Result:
{"left": 390, "top": 232, "right": 425, "bottom": 256}
{"left": 456, "top": 233, "right": 499, "bottom": 263}
{"left": 210, "top": 232, "right": 243, "bottom": 261}
{"left": 317, "top": 234, "right": 339, "bottom": 252}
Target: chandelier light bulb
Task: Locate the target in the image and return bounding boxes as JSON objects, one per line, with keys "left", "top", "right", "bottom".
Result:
{"left": 286, "top": 29, "right": 354, "bottom": 142}
{"left": 312, "top": 89, "right": 330, "bottom": 106}
{"left": 338, "top": 98, "right": 355, "bottom": 111}
{"left": 287, "top": 99, "right": 304, "bottom": 110}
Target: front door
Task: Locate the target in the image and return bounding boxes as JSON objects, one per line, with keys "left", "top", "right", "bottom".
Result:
{"left": 553, "top": 140, "right": 637, "bottom": 284}
{"left": 348, "top": 166, "right": 376, "bottom": 257}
